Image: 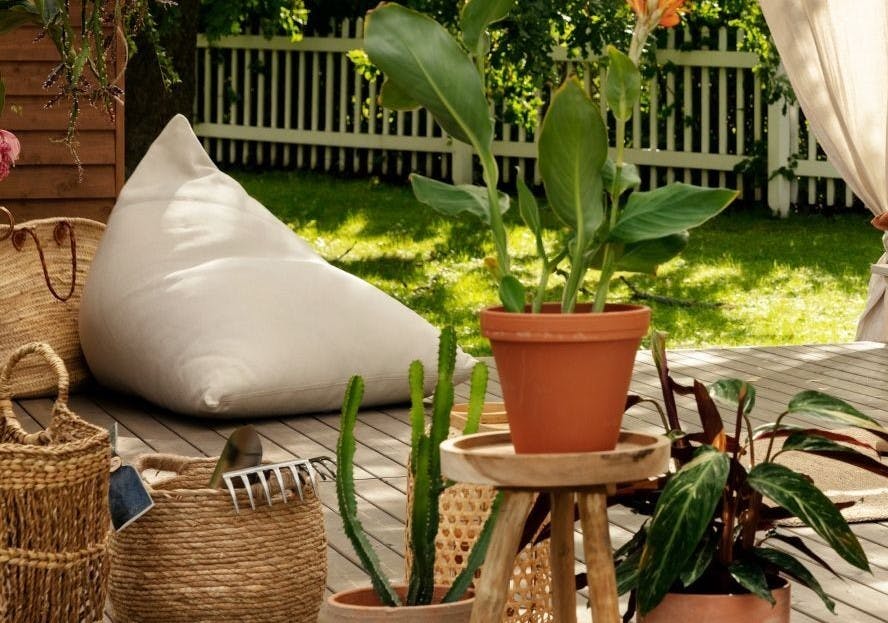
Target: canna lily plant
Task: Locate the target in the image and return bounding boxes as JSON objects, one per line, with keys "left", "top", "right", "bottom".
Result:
{"left": 613, "top": 332, "right": 888, "bottom": 618}
{"left": 363, "top": 0, "right": 737, "bottom": 314}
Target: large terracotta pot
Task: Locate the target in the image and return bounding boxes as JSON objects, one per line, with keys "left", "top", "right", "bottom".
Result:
{"left": 480, "top": 303, "right": 650, "bottom": 453}
{"left": 318, "top": 585, "right": 474, "bottom": 623}
{"left": 640, "top": 580, "right": 791, "bottom": 623}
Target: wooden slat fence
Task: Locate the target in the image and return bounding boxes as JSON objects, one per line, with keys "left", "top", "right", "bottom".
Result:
{"left": 193, "top": 22, "right": 855, "bottom": 216}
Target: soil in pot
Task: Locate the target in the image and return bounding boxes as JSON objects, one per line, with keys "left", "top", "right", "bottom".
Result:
{"left": 639, "top": 576, "right": 791, "bottom": 623}
{"left": 318, "top": 584, "right": 474, "bottom": 623}
{"left": 480, "top": 303, "right": 650, "bottom": 453}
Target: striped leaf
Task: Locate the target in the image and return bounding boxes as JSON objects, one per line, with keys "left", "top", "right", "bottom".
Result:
{"left": 787, "top": 390, "right": 885, "bottom": 432}
{"left": 747, "top": 462, "right": 869, "bottom": 572}
{"left": 753, "top": 547, "right": 836, "bottom": 613}
{"left": 637, "top": 446, "right": 730, "bottom": 614}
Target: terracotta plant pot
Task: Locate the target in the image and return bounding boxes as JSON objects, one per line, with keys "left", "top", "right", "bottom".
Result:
{"left": 640, "top": 580, "right": 791, "bottom": 623}
{"left": 480, "top": 303, "right": 651, "bottom": 453}
{"left": 318, "top": 585, "right": 474, "bottom": 623}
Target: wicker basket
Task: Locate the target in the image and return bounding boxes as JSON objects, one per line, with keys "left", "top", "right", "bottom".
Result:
{"left": 0, "top": 208, "right": 105, "bottom": 398}
{"left": 0, "top": 342, "right": 112, "bottom": 622}
{"left": 109, "top": 454, "right": 327, "bottom": 623}
{"left": 407, "top": 481, "right": 553, "bottom": 622}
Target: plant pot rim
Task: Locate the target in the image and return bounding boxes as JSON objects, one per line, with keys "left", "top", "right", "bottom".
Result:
{"left": 481, "top": 302, "right": 650, "bottom": 316}
{"left": 326, "top": 584, "right": 474, "bottom": 612}
{"left": 480, "top": 302, "right": 651, "bottom": 342}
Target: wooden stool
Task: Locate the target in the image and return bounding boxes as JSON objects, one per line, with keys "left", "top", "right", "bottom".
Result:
{"left": 440, "top": 431, "right": 670, "bottom": 623}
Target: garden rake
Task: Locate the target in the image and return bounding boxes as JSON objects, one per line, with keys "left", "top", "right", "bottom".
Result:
{"left": 222, "top": 456, "right": 336, "bottom": 514}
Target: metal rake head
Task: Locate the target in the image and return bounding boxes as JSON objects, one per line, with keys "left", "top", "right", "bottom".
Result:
{"left": 222, "top": 456, "right": 336, "bottom": 514}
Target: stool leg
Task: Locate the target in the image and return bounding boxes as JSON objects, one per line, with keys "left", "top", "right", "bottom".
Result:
{"left": 550, "top": 491, "right": 578, "bottom": 623}
{"left": 470, "top": 490, "right": 534, "bottom": 623}
{"left": 578, "top": 487, "right": 620, "bottom": 623}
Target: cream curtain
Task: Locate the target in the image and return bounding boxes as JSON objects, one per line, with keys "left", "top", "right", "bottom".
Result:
{"left": 759, "top": 0, "right": 888, "bottom": 341}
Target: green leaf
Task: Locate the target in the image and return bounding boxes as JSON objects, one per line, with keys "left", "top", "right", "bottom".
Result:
{"left": 747, "top": 462, "right": 869, "bottom": 572}
{"left": 610, "top": 183, "right": 738, "bottom": 244}
{"left": 778, "top": 432, "right": 888, "bottom": 478}
{"left": 498, "top": 274, "right": 526, "bottom": 312}
{"left": 460, "top": 0, "right": 515, "bottom": 56}
{"left": 680, "top": 528, "right": 716, "bottom": 587}
{"left": 379, "top": 79, "right": 419, "bottom": 110}
{"left": 780, "top": 431, "right": 865, "bottom": 455}
{"left": 443, "top": 491, "right": 504, "bottom": 602}
{"left": 605, "top": 46, "right": 641, "bottom": 122}
{"left": 410, "top": 174, "right": 509, "bottom": 224}
{"left": 516, "top": 177, "right": 541, "bottom": 236}
{"left": 728, "top": 559, "right": 775, "bottom": 605}
{"left": 616, "top": 543, "right": 643, "bottom": 595}
{"left": 787, "top": 390, "right": 886, "bottom": 432}
{"left": 637, "top": 446, "right": 731, "bottom": 614}
{"left": 753, "top": 547, "right": 836, "bottom": 614}
{"left": 587, "top": 232, "right": 688, "bottom": 275}
{"left": 602, "top": 159, "right": 641, "bottom": 199}
{"left": 538, "top": 77, "right": 608, "bottom": 244}
{"left": 709, "top": 379, "right": 756, "bottom": 415}
{"left": 364, "top": 3, "right": 493, "bottom": 153}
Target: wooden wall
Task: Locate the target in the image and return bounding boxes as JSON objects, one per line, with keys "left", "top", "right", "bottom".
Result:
{"left": 0, "top": 26, "right": 124, "bottom": 223}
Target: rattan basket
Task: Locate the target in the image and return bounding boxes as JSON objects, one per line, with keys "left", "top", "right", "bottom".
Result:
{"left": 0, "top": 209, "right": 105, "bottom": 398}
{"left": 0, "top": 342, "right": 112, "bottom": 622}
{"left": 109, "top": 454, "right": 327, "bottom": 623}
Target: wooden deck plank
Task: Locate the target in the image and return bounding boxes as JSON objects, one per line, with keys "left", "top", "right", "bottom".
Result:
{"left": 12, "top": 343, "right": 888, "bottom": 621}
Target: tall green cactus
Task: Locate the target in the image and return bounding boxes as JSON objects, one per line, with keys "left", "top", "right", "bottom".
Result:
{"left": 336, "top": 327, "right": 500, "bottom": 607}
{"left": 336, "top": 376, "right": 401, "bottom": 606}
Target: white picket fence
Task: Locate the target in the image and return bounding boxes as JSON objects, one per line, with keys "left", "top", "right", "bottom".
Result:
{"left": 193, "top": 21, "right": 853, "bottom": 216}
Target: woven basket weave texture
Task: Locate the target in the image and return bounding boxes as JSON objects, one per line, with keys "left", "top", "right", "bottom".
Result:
{"left": 109, "top": 454, "right": 327, "bottom": 623}
{"left": 407, "top": 479, "right": 553, "bottom": 622}
{"left": 0, "top": 342, "right": 112, "bottom": 622}
{"left": 0, "top": 216, "right": 104, "bottom": 398}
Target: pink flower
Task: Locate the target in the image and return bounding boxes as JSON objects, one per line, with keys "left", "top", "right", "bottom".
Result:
{"left": 0, "top": 129, "right": 21, "bottom": 182}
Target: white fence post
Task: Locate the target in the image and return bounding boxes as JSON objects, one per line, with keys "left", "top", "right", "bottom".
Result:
{"left": 767, "top": 99, "right": 792, "bottom": 218}
{"left": 451, "top": 142, "right": 473, "bottom": 185}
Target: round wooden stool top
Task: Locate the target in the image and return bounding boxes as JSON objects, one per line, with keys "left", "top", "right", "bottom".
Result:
{"left": 440, "top": 431, "right": 670, "bottom": 488}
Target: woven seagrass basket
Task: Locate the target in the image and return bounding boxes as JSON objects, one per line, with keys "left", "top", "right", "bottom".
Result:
{"left": 406, "top": 482, "right": 553, "bottom": 622}
{"left": 109, "top": 454, "right": 327, "bottom": 623}
{"left": 0, "top": 342, "right": 112, "bottom": 623}
{"left": 0, "top": 209, "right": 105, "bottom": 398}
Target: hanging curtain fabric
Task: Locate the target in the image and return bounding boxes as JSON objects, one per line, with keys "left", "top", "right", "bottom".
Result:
{"left": 759, "top": 0, "right": 888, "bottom": 341}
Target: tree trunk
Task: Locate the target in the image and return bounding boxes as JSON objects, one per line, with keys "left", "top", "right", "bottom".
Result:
{"left": 124, "top": 0, "right": 200, "bottom": 178}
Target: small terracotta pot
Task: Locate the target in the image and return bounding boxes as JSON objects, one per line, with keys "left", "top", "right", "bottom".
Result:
{"left": 480, "top": 303, "right": 650, "bottom": 453}
{"left": 640, "top": 580, "right": 791, "bottom": 623}
{"left": 450, "top": 401, "right": 508, "bottom": 432}
{"left": 318, "top": 584, "right": 474, "bottom": 623}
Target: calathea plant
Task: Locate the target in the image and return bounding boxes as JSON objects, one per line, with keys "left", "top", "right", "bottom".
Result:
{"left": 614, "top": 332, "right": 888, "bottom": 618}
{"left": 364, "top": 0, "right": 737, "bottom": 313}
{"left": 335, "top": 327, "right": 498, "bottom": 606}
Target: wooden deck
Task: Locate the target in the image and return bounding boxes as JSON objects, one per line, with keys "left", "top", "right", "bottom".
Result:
{"left": 11, "top": 343, "right": 888, "bottom": 621}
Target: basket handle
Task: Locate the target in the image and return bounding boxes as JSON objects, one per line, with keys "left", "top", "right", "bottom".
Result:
{"left": 0, "top": 343, "right": 70, "bottom": 404}
{"left": 0, "top": 206, "right": 12, "bottom": 242}
{"left": 11, "top": 220, "right": 78, "bottom": 302}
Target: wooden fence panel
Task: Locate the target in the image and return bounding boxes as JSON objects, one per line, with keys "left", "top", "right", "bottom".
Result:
{"left": 193, "top": 25, "right": 856, "bottom": 214}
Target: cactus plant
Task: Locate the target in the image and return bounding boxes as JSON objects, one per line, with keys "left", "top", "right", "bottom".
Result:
{"left": 335, "top": 326, "right": 499, "bottom": 607}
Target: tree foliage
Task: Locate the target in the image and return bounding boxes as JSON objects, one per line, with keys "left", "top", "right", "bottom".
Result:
{"left": 312, "top": 0, "right": 787, "bottom": 128}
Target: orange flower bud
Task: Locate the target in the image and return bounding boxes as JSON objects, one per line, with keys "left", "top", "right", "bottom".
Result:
{"left": 627, "top": 0, "right": 686, "bottom": 28}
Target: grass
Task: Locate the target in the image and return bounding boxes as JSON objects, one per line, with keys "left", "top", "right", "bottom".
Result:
{"left": 232, "top": 169, "right": 879, "bottom": 355}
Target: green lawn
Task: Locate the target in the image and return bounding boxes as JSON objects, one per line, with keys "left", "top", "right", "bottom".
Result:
{"left": 232, "top": 169, "right": 880, "bottom": 355}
